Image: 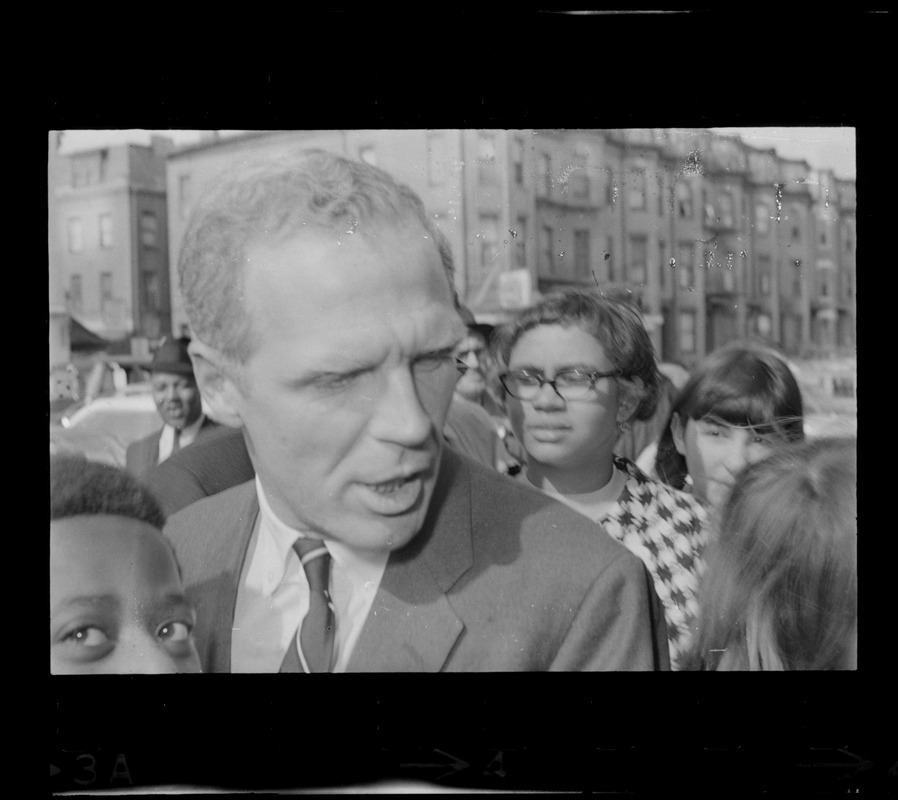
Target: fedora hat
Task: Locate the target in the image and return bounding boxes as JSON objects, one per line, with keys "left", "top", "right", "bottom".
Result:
{"left": 150, "top": 336, "right": 195, "bottom": 376}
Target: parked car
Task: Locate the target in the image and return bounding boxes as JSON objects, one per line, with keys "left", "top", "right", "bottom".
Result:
{"left": 50, "top": 386, "right": 161, "bottom": 467}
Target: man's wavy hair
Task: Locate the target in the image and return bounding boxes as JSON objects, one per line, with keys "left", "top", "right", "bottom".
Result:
{"left": 179, "top": 148, "right": 457, "bottom": 363}
{"left": 493, "top": 289, "right": 662, "bottom": 421}
{"left": 655, "top": 343, "right": 805, "bottom": 491}
{"left": 682, "top": 437, "right": 857, "bottom": 671}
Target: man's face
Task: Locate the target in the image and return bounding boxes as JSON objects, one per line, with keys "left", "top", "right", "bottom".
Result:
{"left": 453, "top": 332, "right": 489, "bottom": 403}
{"left": 222, "top": 223, "right": 465, "bottom": 552}
{"left": 50, "top": 515, "right": 202, "bottom": 674}
{"left": 151, "top": 372, "right": 202, "bottom": 430}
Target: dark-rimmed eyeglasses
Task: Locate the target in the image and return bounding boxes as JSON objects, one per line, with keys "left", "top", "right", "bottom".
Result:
{"left": 499, "top": 368, "right": 621, "bottom": 401}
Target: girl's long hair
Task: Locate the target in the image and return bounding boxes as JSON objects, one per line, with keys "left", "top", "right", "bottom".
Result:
{"left": 682, "top": 437, "right": 857, "bottom": 671}
{"left": 655, "top": 343, "right": 805, "bottom": 491}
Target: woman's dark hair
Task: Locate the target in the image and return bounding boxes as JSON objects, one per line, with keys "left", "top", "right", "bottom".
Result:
{"left": 655, "top": 343, "right": 805, "bottom": 490}
{"left": 493, "top": 288, "right": 662, "bottom": 421}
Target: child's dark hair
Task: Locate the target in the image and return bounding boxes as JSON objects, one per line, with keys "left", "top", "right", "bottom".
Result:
{"left": 655, "top": 343, "right": 805, "bottom": 490}
{"left": 50, "top": 455, "right": 166, "bottom": 530}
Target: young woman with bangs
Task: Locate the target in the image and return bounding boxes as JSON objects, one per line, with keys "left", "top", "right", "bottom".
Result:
{"left": 654, "top": 343, "right": 805, "bottom": 513}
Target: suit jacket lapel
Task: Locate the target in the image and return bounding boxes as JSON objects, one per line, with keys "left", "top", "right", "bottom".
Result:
{"left": 347, "top": 448, "right": 473, "bottom": 672}
{"left": 196, "top": 483, "right": 259, "bottom": 673}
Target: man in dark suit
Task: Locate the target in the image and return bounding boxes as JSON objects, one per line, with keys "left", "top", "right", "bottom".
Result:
{"left": 125, "top": 336, "right": 218, "bottom": 479}
{"left": 165, "top": 148, "right": 670, "bottom": 672}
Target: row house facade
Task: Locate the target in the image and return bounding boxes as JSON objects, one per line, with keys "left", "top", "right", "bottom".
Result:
{"left": 163, "top": 129, "right": 855, "bottom": 367}
{"left": 50, "top": 136, "right": 173, "bottom": 344}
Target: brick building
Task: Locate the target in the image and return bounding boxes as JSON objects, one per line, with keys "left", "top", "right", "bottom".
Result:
{"left": 50, "top": 135, "right": 173, "bottom": 345}
{"left": 163, "top": 129, "right": 855, "bottom": 366}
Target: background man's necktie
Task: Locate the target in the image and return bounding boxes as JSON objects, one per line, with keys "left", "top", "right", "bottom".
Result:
{"left": 171, "top": 428, "right": 181, "bottom": 454}
{"left": 280, "top": 538, "right": 335, "bottom": 673}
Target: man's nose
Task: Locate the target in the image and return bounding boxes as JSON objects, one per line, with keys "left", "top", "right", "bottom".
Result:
{"left": 460, "top": 351, "right": 482, "bottom": 368}
{"left": 369, "top": 366, "right": 435, "bottom": 446}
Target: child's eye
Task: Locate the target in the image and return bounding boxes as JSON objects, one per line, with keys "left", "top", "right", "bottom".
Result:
{"left": 64, "top": 626, "right": 110, "bottom": 647}
{"left": 157, "top": 621, "right": 193, "bottom": 642}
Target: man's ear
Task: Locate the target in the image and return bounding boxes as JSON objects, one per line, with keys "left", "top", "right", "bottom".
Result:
{"left": 188, "top": 339, "right": 246, "bottom": 429}
{"left": 671, "top": 412, "right": 687, "bottom": 456}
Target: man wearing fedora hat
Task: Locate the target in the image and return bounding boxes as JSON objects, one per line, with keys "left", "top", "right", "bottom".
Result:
{"left": 126, "top": 336, "right": 218, "bottom": 479}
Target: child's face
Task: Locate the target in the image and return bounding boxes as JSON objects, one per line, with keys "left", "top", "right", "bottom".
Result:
{"left": 50, "top": 515, "right": 201, "bottom": 674}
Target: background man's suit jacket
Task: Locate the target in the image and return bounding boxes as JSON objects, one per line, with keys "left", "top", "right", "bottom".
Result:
{"left": 125, "top": 417, "right": 219, "bottom": 480}
{"left": 164, "top": 447, "right": 671, "bottom": 672}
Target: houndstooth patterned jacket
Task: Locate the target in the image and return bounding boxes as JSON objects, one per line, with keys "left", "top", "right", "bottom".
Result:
{"left": 599, "top": 456, "right": 710, "bottom": 670}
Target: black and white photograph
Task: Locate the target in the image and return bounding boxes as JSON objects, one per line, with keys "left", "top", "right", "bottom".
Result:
{"left": 46, "top": 11, "right": 884, "bottom": 794}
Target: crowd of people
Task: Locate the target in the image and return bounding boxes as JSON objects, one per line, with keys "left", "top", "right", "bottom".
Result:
{"left": 50, "top": 148, "right": 857, "bottom": 674}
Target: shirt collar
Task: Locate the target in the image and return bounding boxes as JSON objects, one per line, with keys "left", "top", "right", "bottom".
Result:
{"left": 254, "top": 477, "right": 390, "bottom": 597}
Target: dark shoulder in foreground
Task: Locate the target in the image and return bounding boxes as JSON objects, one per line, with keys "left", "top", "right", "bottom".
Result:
{"left": 443, "top": 448, "right": 640, "bottom": 574}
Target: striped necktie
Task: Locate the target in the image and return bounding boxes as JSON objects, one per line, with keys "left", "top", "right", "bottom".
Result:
{"left": 279, "top": 538, "right": 335, "bottom": 673}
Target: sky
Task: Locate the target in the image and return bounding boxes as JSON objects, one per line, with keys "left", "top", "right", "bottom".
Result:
{"left": 56, "top": 126, "right": 856, "bottom": 180}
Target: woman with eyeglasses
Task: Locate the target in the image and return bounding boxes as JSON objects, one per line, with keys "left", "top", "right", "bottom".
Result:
{"left": 493, "top": 289, "right": 708, "bottom": 669}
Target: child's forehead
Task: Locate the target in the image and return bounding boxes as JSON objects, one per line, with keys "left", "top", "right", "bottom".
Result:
{"left": 51, "top": 515, "right": 179, "bottom": 592}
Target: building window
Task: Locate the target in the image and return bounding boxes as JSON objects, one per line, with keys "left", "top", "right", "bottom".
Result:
{"left": 179, "top": 174, "right": 192, "bottom": 220}
{"left": 67, "top": 218, "right": 83, "bottom": 253}
{"left": 99, "top": 213, "right": 113, "bottom": 249}
{"left": 570, "top": 151, "right": 589, "bottom": 199}
{"left": 140, "top": 211, "right": 158, "bottom": 249}
{"left": 756, "top": 255, "right": 771, "bottom": 296}
{"left": 605, "top": 171, "right": 616, "bottom": 206}
{"left": 574, "top": 229, "right": 590, "bottom": 278}
{"left": 358, "top": 145, "right": 377, "bottom": 166}
{"left": 819, "top": 224, "right": 829, "bottom": 247}
{"left": 677, "top": 242, "right": 695, "bottom": 289}
{"left": 605, "top": 235, "right": 615, "bottom": 281}
{"left": 843, "top": 223, "right": 854, "bottom": 253}
{"left": 515, "top": 215, "right": 527, "bottom": 267}
{"left": 541, "top": 225, "right": 554, "bottom": 273}
{"left": 628, "top": 168, "right": 646, "bottom": 210}
{"left": 628, "top": 235, "right": 647, "bottom": 284}
{"left": 820, "top": 275, "right": 830, "bottom": 297}
{"left": 718, "top": 192, "right": 735, "bottom": 228}
{"left": 658, "top": 239, "right": 667, "bottom": 294}
{"left": 755, "top": 202, "right": 770, "bottom": 235}
{"left": 791, "top": 222, "right": 802, "bottom": 242}
{"left": 69, "top": 274, "right": 82, "bottom": 314}
{"left": 676, "top": 182, "right": 693, "bottom": 218}
{"left": 142, "top": 271, "right": 161, "bottom": 312}
{"left": 513, "top": 136, "right": 525, "bottom": 185}
{"left": 426, "top": 132, "right": 447, "bottom": 187}
{"left": 478, "top": 133, "right": 498, "bottom": 186}
{"left": 541, "top": 153, "right": 552, "bottom": 197}
{"left": 761, "top": 273, "right": 771, "bottom": 295}
{"left": 479, "top": 214, "right": 500, "bottom": 268}
{"left": 100, "top": 272, "right": 113, "bottom": 305}
{"left": 678, "top": 311, "right": 696, "bottom": 354}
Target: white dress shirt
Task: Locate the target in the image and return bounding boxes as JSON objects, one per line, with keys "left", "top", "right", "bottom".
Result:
{"left": 230, "top": 477, "right": 389, "bottom": 673}
{"left": 157, "top": 414, "right": 206, "bottom": 464}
